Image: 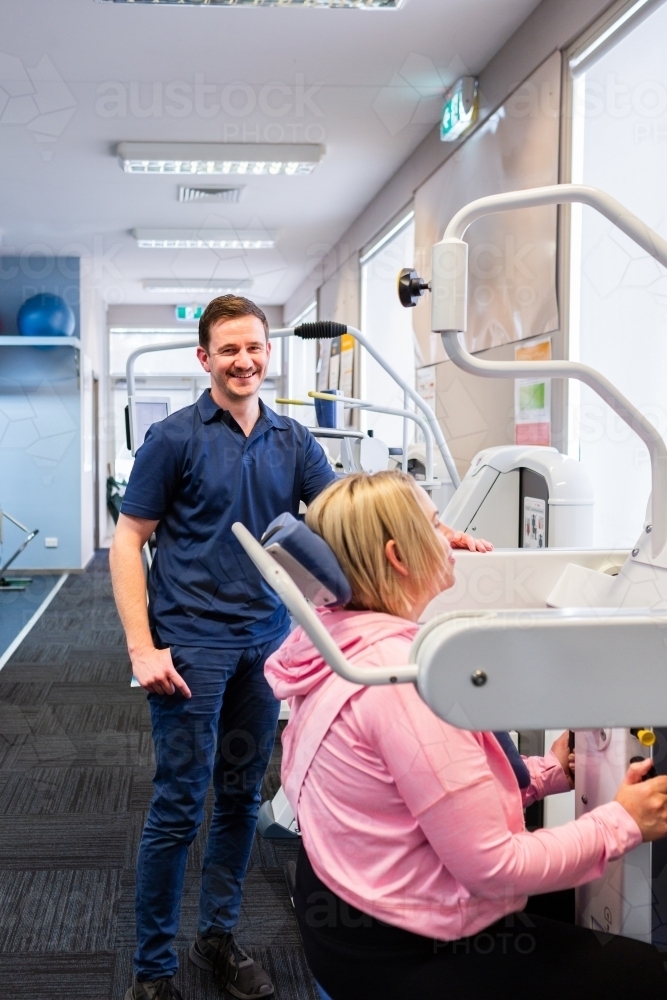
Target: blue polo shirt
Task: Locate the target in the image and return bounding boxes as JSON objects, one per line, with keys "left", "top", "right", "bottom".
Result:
{"left": 120, "top": 391, "right": 336, "bottom": 648}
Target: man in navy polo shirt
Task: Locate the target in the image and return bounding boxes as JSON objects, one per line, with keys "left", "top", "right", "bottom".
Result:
{"left": 110, "top": 296, "right": 335, "bottom": 1000}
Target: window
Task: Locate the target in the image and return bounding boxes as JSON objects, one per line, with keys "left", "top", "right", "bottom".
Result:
{"left": 569, "top": 1, "right": 667, "bottom": 547}
{"left": 360, "top": 213, "right": 416, "bottom": 449}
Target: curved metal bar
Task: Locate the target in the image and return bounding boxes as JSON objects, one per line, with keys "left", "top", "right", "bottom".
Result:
{"left": 437, "top": 184, "right": 667, "bottom": 558}
{"left": 444, "top": 183, "right": 667, "bottom": 266}
{"left": 311, "top": 391, "right": 435, "bottom": 484}
{"left": 346, "top": 326, "right": 460, "bottom": 488}
{"left": 443, "top": 330, "right": 667, "bottom": 556}
{"left": 125, "top": 339, "right": 199, "bottom": 398}
{"left": 232, "top": 521, "right": 417, "bottom": 686}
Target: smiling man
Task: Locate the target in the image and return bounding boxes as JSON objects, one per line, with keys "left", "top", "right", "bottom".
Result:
{"left": 110, "top": 296, "right": 335, "bottom": 1000}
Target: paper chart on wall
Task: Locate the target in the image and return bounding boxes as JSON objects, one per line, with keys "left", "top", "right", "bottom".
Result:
{"left": 514, "top": 336, "right": 551, "bottom": 446}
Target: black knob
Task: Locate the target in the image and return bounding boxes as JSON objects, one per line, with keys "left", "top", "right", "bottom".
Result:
{"left": 397, "top": 268, "right": 429, "bottom": 308}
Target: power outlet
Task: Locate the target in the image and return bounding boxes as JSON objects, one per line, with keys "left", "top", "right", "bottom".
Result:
{"left": 44, "top": 537, "right": 58, "bottom": 548}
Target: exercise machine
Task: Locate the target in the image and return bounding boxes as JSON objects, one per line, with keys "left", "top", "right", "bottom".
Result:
{"left": 236, "top": 184, "right": 667, "bottom": 944}
{"left": 0, "top": 507, "right": 39, "bottom": 591}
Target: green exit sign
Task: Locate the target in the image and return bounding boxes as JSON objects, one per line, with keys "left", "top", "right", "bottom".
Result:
{"left": 175, "top": 305, "right": 204, "bottom": 321}
{"left": 441, "top": 76, "right": 478, "bottom": 142}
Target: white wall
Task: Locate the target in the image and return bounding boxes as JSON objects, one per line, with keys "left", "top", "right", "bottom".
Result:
{"left": 81, "top": 262, "right": 111, "bottom": 548}
{"left": 360, "top": 218, "right": 416, "bottom": 447}
{"left": 572, "top": 2, "right": 667, "bottom": 548}
{"left": 284, "top": 0, "right": 617, "bottom": 325}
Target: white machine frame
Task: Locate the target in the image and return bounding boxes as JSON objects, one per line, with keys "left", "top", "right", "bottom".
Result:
{"left": 124, "top": 325, "right": 460, "bottom": 491}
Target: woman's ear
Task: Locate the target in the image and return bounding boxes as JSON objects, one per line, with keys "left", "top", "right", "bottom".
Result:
{"left": 385, "top": 539, "right": 409, "bottom": 578}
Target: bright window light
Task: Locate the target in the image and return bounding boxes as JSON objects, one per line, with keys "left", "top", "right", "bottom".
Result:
{"left": 570, "top": 0, "right": 655, "bottom": 71}
{"left": 117, "top": 142, "right": 324, "bottom": 176}
{"left": 133, "top": 230, "right": 275, "bottom": 249}
{"left": 99, "top": 0, "right": 403, "bottom": 8}
{"left": 143, "top": 279, "right": 253, "bottom": 293}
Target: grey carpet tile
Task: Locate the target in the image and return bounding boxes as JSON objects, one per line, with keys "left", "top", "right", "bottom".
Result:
{"left": 122, "top": 811, "right": 148, "bottom": 870}
{"left": 0, "top": 767, "right": 133, "bottom": 815}
{"left": 0, "top": 869, "right": 122, "bottom": 953}
{"left": 32, "top": 702, "right": 152, "bottom": 735}
{"left": 129, "top": 771, "right": 154, "bottom": 812}
{"left": 0, "top": 952, "right": 115, "bottom": 997}
{"left": 45, "top": 682, "right": 146, "bottom": 706}
{"left": 59, "top": 661, "right": 132, "bottom": 685}
{"left": 0, "top": 815, "right": 128, "bottom": 869}
{"left": 0, "top": 681, "right": 53, "bottom": 707}
{"left": 0, "top": 701, "right": 35, "bottom": 736}
{"left": 0, "top": 664, "right": 67, "bottom": 684}
{"left": 232, "top": 869, "right": 305, "bottom": 947}
{"left": 10, "top": 644, "right": 87, "bottom": 666}
{"left": 250, "top": 836, "right": 301, "bottom": 873}
{"left": 0, "top": 732, "right": 153, "bottom": 770}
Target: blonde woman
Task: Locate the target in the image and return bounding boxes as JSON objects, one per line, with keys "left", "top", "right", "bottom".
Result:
{"left": 264, "top": 471, "right": 667, "bottom": 1000}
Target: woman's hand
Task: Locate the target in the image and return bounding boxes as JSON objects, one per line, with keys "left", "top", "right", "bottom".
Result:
{"left": 445, "top": 529, "right": 493, "bottom": 552}
{"left": 550, "top": 731, "right": 575, "bottom": 789}
{"left": 614, "top": 760, "right": 667, "bottom": 841}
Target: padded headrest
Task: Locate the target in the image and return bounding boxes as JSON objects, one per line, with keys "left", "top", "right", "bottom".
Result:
{"left": 261, "top": 513, "right": 352, "bottom": 608}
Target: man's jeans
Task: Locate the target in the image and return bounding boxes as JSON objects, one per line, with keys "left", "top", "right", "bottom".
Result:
{"left": 134, "top": 633, "right": 288, "bottom": 981}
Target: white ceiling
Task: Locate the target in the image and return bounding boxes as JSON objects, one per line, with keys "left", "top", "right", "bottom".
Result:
{"left": 0, "top": 0, "right": 541, "bottom": 308}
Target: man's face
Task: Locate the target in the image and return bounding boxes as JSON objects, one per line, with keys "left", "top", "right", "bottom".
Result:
{"left": 197, "top": 315, "right": 271, "bottom": 403}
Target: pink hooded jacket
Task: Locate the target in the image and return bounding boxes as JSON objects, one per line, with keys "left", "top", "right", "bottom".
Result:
{"left": 264, "top": 609, "right": 642, "bottom": 942}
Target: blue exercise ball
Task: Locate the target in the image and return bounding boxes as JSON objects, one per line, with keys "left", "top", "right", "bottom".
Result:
{"left": 17, "top": 294, "right": 75, "bottom": 338}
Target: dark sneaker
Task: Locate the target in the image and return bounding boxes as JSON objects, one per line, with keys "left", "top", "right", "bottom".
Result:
{"left": 189, "top": 931, "right": 274, "bottom": 998}
{"left": 124, "top": 977, "right": 183, "bottom": 1000}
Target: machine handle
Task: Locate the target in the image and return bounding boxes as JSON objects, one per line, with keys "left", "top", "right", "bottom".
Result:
{"left": 629, "top": 756, "right": 658, "bottom": 780}
{"left": 294, "top": 321, "right": 347, "bottom": 340}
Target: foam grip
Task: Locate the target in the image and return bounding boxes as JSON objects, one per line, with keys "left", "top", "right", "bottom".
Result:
{"left": 294, "top": 321, "right": 347, "bottom": 340}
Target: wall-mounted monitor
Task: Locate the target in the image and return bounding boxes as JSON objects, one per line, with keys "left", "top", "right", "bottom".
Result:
{"left": 126, "top": 397, "right": 171, "bottom": 456}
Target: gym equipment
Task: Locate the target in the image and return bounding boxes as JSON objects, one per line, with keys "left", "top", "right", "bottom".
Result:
{"left": 237, "top": 184, "right": 667, "bottom": 943}
{"left": 444, "top": 445, "right": 594, "bottom": 549}
{"left": 0, "top": 508, "right": 39, "bottom": 590}
{"left": 17, "top": 293, "right": 75, "bottom": 338}
{"left": 279, "top": 389, "right": 443, "bottom": 486}
{"left": 125, "top": 323, "right": 459, "bottom": 490}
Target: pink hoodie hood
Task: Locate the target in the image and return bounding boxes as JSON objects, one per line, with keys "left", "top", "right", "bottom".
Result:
{"left": 265, "top": 608, "right": 418, "bottom": 700}
{"left": 265, "top": 609, "right": 419, "bottom": 817}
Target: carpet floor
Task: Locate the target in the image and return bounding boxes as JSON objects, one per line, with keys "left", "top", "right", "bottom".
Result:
{"left": 0, "top": 574, "right": 62, "bottom": 662}
{"left": 0, "top": 551, "right": 318, "bottom": 999}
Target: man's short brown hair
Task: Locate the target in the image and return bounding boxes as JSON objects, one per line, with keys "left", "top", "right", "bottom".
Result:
{"left": 198, "top": 295, "right": 269, "bottom": 352}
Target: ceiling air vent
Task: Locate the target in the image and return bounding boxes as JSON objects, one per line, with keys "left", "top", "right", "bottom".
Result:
{"left": 178, "top": 186, "right": 243, "bottom": 203}
{"left": 98, "top": 0, "right": 403, "bottom": 7}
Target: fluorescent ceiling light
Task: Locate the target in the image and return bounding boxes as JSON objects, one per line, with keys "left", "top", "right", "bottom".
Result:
{"left": 133, "top": 230, "right": 275, "bottom": 249}
{"left": 143, "top": 279, "right": 253, "bottom": 293}
{"left": 100, "top": 0, "right": 403, "bottom": 8}
{"left": 118, "top": 142, "right": 323, "bottom": 176}
{"left": 570, "top": 0, "right": 655, "bottom": 70}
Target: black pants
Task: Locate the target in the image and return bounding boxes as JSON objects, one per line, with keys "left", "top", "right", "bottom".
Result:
{"left": 294, "top": 844, "right": 667, "bottom": 1000}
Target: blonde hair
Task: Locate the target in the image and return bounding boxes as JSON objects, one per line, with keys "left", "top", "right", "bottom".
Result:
{"left": 305, "top": 470, "right": 448, "bottom": 618}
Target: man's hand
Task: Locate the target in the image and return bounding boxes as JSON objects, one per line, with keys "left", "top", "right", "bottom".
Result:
{"left": 446, "top": 529, "right": 494, "bottom": 553}
{"left": 550, "top": 731, "right": 575, "bottom": 789}
{"left": 131, "top": 646, "right": 192, "bottom": 698}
